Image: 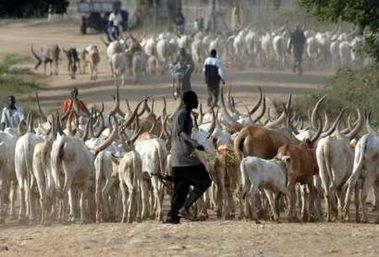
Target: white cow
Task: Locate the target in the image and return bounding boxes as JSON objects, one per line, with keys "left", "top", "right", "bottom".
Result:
{"left": 240, "top": 156, "right": 290, "bottom": 223}
{"left": 343, "top": 132, "right": 379, "bottom": 223}
{"left": 15, "top": 130, "right": 44, "bottom": 223}
{"left": 0, "top": 128, "right": 18, "bottom": 222}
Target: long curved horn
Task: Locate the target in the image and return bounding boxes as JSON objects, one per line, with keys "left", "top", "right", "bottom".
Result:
{"left": 94, "top": 114, "right": 105, "bottom": 138}
{"left": 27, "top": 111, "right": 35, "bottom": 133}
{"left": 56, "top": 112, "right": 64, "bottom": 136}
{"left": 265, "top": 109, "right": 286, "bottom": 128}
{"left": 310, "top": 112, "right": 323, "bottom": 145}
{"left": 366, "top": 110, "right": 376, "bottom": 134}
{"left": 322, "top": 110, "right": 330, "bottom": 133}
{"left": 162, "top": 97, "right": 167, "bottom": 120}
{"left": 110, "top": 86, "right": 126, "bottom": 117}
{"left": 320, "top": 108, "right": 346, "bottom": 138}
{"left": 220, "top": 86, "right": 243, "bottom": 132}
{"left": 248, "top": 86, "right": 263, "bottom": 116}
{"left": 35, "top": 92, "right": 47, "bottom": 122}
{"left": 345, "top": 108, "right": 363, "bottom": 140}
{"left": 250, "top": 96, "right": 266, "bottom": 124}
{"left": 311, "top": 95, "right": 326, "bottom": 129}
{"left": 125, "top": 98, "right": 132, "bottom": 114}
{"left": 92, "top": 115, "right": 119, "bottom": 155}
{"left": 207, "top": 107, "right": 217, "bottom": 138}
{"left": 123, "top": 98, "right": 146, "bottom": 129}
{"left": 286, "top": 94, "right": 292, "bottom": 112}
{"left": 149, "top": 116, "right": 158, "bottom": 134}
{"left": 227, "top": 86, "right": 240, "bottom": 116}
{"left": 81, "top": 117, "right": 92, "bottom": 142}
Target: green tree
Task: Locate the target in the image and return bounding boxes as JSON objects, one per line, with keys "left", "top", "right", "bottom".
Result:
{"left": 0, "top": 0, "right": 69, "bottom": 18}
{"left": 299, "top": 0, "right": 379, "bottom": 61}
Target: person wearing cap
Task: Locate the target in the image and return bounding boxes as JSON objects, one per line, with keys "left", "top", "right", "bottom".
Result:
{"left": 1, "top": 95, "right": 25, "bottom": 129}
{"left": 165, "top": 91, "right": 212, "bottom": 224}
{"left": 61, "top": 88, "right": 90, "bottom": 123}
{"left": 288, "top": 25, "right": 306, "bottom": 74}
{"left": 203, "top": 49, "right": 225, "bottom": 107}
{"left": 172, "top": 48, "right": 195, "bottom": 94}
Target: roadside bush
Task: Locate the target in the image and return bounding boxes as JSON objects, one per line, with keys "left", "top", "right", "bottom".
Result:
{"left": 293, "top": 64, "right": 379, "bottom": 127}
{"left": 0, "top": 54, "right": 41, "bottom": 111}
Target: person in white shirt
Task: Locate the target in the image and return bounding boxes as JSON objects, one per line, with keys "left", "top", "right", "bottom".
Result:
{"left": 108, "top": 9, "right": 123, "bottom": 39}
{"left": 1, "top": 95, "right": 25, "bottom": 129}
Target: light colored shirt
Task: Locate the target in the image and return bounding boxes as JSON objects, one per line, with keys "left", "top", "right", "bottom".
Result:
{"left": 1, "top": 106, "right": 25, "bottom": 128}
{"left": 109, "top": 12, "right": 123, "bottom": 27}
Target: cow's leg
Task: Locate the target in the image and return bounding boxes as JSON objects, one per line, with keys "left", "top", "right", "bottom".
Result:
{"left": 287, "top": 179, "right": 298, "bottom": 222}
{"left": 248, "top": 184, "right": 260, "bottom": 224}
{"left": 119, "top": 179, "right": 127, "bottom": 223}
{"left": 373, "top": 179, "right": 379, "bottom": 212}
{"left": 95, "top": 173, "right": 102, "bottom": 223}
{"left": 216, "top": 179, "right": 223, "bottom": 218}
{"left": 360, "top": 173, "right": 374, "bottom": 223}
{"left": 264, "top": 189, "right": 278, "bottom": 221}
{"left": 67, "top": 188, "right": 75, "bottom": 223}
{"left": 139, "top": 179, "right": 148, "bottom": 221}
{"left": 0, "top": 179, "right": 4, "bottom": 223}
{"left": 79, "top": 189, "right": 86, "bottom": 224}
{"left": 9, "top": 180, "right": 17, "bottom": 219}
{"left": 24, "top": 179, "right": 32, "bottom": 222}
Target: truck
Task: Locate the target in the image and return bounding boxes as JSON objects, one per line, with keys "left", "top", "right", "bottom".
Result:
{"left": 77, "top": 1, "right": 128, "bottom": 35}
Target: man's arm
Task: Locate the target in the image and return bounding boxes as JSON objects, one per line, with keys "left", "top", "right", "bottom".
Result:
{"left": 17, "top": 106, "right": 25, "bottom": 122}
{"left": 177, "top": 112, "right": 202, "bottom": 149}
{"left": 217, "top": 59, "right": 225, "bottom": 84}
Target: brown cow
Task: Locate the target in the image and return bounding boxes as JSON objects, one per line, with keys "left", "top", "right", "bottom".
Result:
{"left": 213, "top": 145, "right": 241, "bottom": 219}
{"left": 275, "top": 114, "right": 323, "bottom": 222}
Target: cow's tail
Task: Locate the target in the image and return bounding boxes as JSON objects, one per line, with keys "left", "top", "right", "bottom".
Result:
{"left": 233, "top": 127, "right": 249, "bottom": 160}
{"left": 50, "top": 138, "right": 65, "bottom": 194}
{"left": 345, "top": 135, "right": 368, "bottom": 189}
{"left": 323, "top": 140, "right": 333, "bottom": 186}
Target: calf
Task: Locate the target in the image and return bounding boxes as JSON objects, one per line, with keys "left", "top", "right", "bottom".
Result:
{"left": 63, "top": 48, "right": 79, "bottom": 79}
{"left": 240, "top": 156, "right": 290, "bottom": 223}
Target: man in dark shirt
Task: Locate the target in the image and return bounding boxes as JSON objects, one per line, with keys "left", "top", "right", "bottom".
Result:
{"left": 288, "top": 25, "right": 306, "bottom": 74}
{"left": 203, "top": 49, "right": 225, "bottom": 107}
{"left": 165, "top": 91, "right": 212, "bottom": 224}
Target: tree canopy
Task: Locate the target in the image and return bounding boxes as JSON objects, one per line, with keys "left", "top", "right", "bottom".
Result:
{"left": 299, "top": 0, "right": 379, "bottom": 61}
{"left": 0, "top": 0, "right": 69, "bottom": 18}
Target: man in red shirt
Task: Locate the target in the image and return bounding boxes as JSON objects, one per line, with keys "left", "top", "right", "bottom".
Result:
{"left": 61, "top": 88, "right": 90, "bottom": 122}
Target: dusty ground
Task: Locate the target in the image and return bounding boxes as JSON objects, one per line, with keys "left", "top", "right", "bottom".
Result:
{"left": 1, "top": 19, "right": 377, "bottom": 257}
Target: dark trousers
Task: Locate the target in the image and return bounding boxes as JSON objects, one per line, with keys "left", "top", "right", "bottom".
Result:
{"left": 207, "top": 83, "right": 220, "bottom": 107}
{"left": 167, "top": 164, "right": 212, "bottom": 219}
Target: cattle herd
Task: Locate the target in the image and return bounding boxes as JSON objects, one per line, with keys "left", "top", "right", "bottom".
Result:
{"left": 29, "top": 25, "right": 370, "bottom": 84}
{"left": 0, "top": 25, "right": 377, "bottom": 226}
{"left": 0, "top": 82, "right": 379, "bottom": 225}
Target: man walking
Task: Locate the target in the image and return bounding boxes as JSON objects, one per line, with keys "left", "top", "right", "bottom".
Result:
{"left": 288, "top": 25, "right": 306, "bottom": 74}
{"left": 203, "top": 49, "right": 225, "bottom": 107}
{"left": 173, "top": 48, "right": 195, "bottom": 95}
{"left": 1, "top": 95, "right": 25, "bottom": 129}
{"left": 165, "top": 91, "right": 212, "bottom": 224}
